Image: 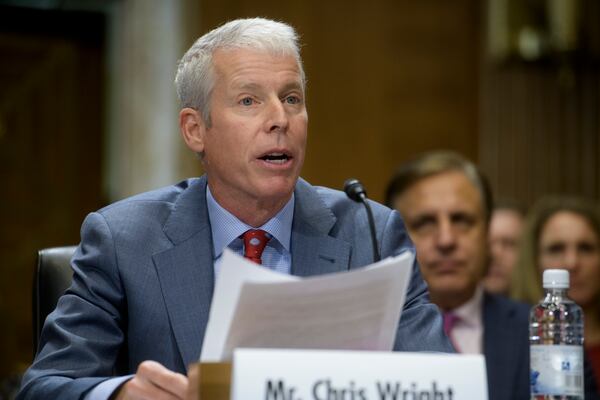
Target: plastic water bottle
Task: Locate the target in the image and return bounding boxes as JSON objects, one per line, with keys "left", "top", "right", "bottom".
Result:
{"left": 530, "top": 269, "right": 584, "bottom": 399}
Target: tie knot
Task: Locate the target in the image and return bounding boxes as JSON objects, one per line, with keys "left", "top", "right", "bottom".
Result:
{"left": 242, "top": 229, "right": 270, "bottom": 264}
{"left": 442, "top": 312, "right": 460, "bottom": 336}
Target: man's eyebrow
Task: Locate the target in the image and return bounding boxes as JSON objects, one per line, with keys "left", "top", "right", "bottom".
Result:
{"left": 280, "top": 81, "right": 304, "bottom": 93}
{"left": 234, "top": 82, "right": 262, "bottom": 91}
{"left": 232, "top": 81, "right": 304, "bottom": 93}
{"left": 409, "top": 213, "right": 435, "bottom": 222}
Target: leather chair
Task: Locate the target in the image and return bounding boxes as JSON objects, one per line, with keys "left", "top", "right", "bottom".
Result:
{"left": 33, "top": 246, "right": 76, "bottom": 352}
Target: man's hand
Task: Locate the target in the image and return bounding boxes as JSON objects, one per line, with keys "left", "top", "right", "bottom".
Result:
{"left": 114, "top": 360, "right": 188, "bottom": 400}
{"left": 186, "top": 364, "right": 200, "bottom": 400}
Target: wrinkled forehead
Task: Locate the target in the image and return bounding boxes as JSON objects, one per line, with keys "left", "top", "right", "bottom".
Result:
{"left": 406, "top": 172, "right": 485, "bottom": 213}
{"left": 211, "top": 47, "right": 305, "bottom": 85}
{"left": 491, "top": 209, "right": 524, "bottom": 229}
{"left": 210, "top": 48, "right": 305, "bottom": 93}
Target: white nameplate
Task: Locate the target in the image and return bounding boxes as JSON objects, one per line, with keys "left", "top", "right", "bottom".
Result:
{"left": 232, "top": 349, "right": 487, "bottom": 400}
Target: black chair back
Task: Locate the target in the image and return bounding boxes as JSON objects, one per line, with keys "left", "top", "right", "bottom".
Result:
{"left": 33, "top": 246, "right": 76, "bottom": 352}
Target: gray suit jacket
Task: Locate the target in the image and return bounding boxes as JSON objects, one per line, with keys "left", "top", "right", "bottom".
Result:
{"left": 18, "top": 176, "right": 452, "bottom": 399}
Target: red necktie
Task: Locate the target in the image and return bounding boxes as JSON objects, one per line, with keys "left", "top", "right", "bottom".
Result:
{"left": 443, "top": 312, "right": 461, "bottom": 352}
{"left": 242, "top": 229, "right": 270, "bottom": 264}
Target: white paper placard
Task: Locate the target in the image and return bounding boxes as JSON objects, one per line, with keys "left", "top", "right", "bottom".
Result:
{"left": 232, "top": 349, "right": 487, "bottom": 400}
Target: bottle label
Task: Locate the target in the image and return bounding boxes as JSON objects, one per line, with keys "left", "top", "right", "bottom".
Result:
{"left": 530, "top": 344, "right": 583, "bottom": 396}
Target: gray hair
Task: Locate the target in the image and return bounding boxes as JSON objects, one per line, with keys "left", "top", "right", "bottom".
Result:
{"left": 174, "top": 18, "right": 305, "bottom": 126}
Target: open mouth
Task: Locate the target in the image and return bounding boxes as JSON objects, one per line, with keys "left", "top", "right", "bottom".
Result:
{"left": 259, "top": 152, "right": 291, "bottom": 164}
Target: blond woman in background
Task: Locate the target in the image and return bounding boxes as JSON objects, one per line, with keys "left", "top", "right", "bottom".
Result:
{"left": 512, "top": 195, "right": 600, "bottom": 391}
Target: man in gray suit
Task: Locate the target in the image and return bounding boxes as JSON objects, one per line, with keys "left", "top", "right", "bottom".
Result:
{"left": 19, "top": 18, "right": 452, "bottom": 400}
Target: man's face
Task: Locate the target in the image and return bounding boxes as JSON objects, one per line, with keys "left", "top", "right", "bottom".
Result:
{"left": 538, "top": 211, "right": 600, "bottom": 308}
{"left": 188, "top": 48, "right": 308, "bottom": 214}
{"left": 394, "top": 171, "right": 488, "bottom": 309}
{"left": 484, "top": 209, "right": 524, "bottom": 295}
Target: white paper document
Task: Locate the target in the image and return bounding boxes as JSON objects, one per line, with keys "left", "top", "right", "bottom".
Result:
{"left": 200, "top": 249, "right": 414, "bottom": 362}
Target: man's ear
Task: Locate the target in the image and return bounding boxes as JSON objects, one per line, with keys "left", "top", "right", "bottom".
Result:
{"left": 179, "top": 108, "right": 206, "bottom": 153}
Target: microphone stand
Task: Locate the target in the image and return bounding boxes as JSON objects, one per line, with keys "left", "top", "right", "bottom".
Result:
{"left": 343, "top": 179, "right": 381, "bottom": 263}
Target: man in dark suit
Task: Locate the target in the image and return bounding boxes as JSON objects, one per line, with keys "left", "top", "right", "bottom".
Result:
{"left": 18, "top": 18, "right": 452, "bottom": 400}
{"left": 386, "top": 151, "right": 530, "bottom": 400}
{"left": 387, "top": 151, "right": 600, "bottom": 400}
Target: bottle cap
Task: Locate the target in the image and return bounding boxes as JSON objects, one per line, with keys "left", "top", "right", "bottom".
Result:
{"left": 543, "top": 269, "right": 569, "bottom": 289}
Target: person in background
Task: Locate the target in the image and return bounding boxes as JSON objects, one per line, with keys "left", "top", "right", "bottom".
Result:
{"left": 512, "top": 195, "right": 600, "bottom": 391}
{"left": 385, "top": 150, "right": 530, "bottom": 400}
{"left": 484, "top": 201, "right": 525, "bottom": 296}
{"left": 18, "top": 18, "right": 452, "bottom": 400}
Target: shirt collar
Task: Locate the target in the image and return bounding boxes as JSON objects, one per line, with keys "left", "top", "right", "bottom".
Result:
{"left": 206, "top": 185, "right": 294, "bottom": 259}
{"left": 452, "top": 285, "right": 484, "bottom": 328}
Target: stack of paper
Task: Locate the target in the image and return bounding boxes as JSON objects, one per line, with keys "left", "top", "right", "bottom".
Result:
{"left": 200, "top": 249, "right": 414, "bottom": 362}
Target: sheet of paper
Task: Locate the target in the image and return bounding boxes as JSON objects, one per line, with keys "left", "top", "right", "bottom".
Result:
{"left": 200, "top": 250, "right": 298, "bottom": 361}
{"left": 200, "top": 249, "right": 414, "bottom": 362}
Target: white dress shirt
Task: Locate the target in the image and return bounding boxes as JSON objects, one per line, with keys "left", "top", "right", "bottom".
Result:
{"left": 449, "top": 285, "right": 484, "bottom": 354}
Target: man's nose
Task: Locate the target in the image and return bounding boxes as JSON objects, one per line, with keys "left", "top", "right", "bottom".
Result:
{"left": 436, "top": 220, "right": 457, "bottom": 251}
{"left": 265, "top": 98, "right": 289, "bottom": 133}
{"left": 489, "top": 240, "right": 502, "bottom": 257}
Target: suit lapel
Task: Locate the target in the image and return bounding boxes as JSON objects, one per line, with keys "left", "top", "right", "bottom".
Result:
{"left": 483, "top": 293, "right": 514, "bottom": 400}
{"left": 152, "top": 177, "right": 215, "bottom": 368}
{"left": 291, "top": 179, "right": 351, "bottom": 277}
{"left": 151, "top": 177, "right": 353, "bottom": 366}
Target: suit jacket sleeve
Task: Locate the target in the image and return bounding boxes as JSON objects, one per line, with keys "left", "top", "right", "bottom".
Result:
{"left": 379, "top": 208, "right": 454, "bottom": 353}
{"left": 18, "top": 212, "right": 127, "bottom": 400}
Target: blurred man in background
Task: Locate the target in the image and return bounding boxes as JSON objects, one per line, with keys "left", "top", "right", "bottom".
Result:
{"left": 386, "top": 151, "right": 530, "bottom": 400}
{"left": 484, "top": 202, "right": 525, "bottom": 296}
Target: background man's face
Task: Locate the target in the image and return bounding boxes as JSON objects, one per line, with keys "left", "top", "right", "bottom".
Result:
{"left": 394, "top": 171, "right": 488, "bottom": 309}
{"left": 484, "top": 209, "right": 523, "bottom": 295}
{"left": 199, "top": 48, "right": 308, "bottom": 208}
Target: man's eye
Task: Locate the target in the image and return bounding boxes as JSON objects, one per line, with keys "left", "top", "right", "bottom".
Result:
{"left": 451, "top": 213, "right": 475, "bottom": 229}
{"left": 410, "top": 217, "right": 435, "bottom": 232}
{"left": 240, "top": 97, "right": 254, "bottom": 106}
{"left": 285, "top": 95, "right": 301, "bottom": 105}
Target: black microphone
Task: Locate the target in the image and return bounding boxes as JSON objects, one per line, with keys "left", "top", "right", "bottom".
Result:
{"left": 343, "top": 179, "right": 381, "bottom": 263}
